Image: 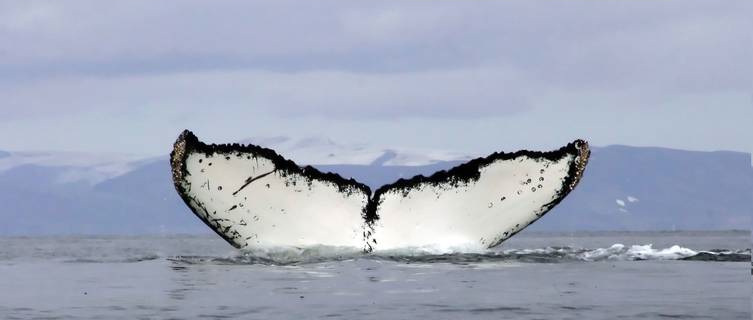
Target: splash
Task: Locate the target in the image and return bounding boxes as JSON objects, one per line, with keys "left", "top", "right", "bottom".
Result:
{"left": 166, "top": 244, "right": 751, "bottom": 266}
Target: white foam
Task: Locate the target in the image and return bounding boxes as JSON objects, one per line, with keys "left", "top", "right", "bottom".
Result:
{"left": 579, "top": 244, "right": 698, "bottom": 261}
{"left": 374, "top": 243, "right": 489, "bottom": 256}
{"left": 169, "top": 244, "right": 747, "bottom": 265}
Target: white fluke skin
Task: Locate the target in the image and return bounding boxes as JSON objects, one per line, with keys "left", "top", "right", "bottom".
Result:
{"left": 181, "top": 153, "right": 368, "bottom": 249}
{"left": 172, "top": 131, "right": 588, "bottom": 252}
{"left": 373, "top": 155, "right": 575, "bottom": 251}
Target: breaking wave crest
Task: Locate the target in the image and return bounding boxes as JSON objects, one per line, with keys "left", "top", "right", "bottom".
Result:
{"left": 167, "top": 244, "right": 751, "bottom": 266}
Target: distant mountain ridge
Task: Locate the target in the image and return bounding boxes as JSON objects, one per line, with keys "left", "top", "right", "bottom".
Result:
{"left": 0, "top": 144, "right": 750, "bottom": 235}
{"left": 0, "top": 150, "right": 144, "bottom": 185}
{"left": 237, "top": 135, "right": 472, "bottom": 166}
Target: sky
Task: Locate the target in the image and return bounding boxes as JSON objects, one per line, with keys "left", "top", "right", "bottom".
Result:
{"left": 0, "top": 0, "right": 751, "bottom": 157}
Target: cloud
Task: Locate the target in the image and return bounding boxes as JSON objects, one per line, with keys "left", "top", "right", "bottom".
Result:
{"left": 0, "top": 67, "right": 530, "bottom": 121}
{"left": 0, "top": 0, "right": 749, "bottom": 121}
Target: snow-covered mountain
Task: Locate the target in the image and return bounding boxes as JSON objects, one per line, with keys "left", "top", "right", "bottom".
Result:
{"left": 0, "top": 150, "right": 146, "bottom": 185}
{"left": 0, "top": 143, "right": 750, "bottom": 235}
{"left": 0, "top": 135, "right": 471, "bottom": 189}
{"left": 237, "top": 135, "right": 473, "bottom": 166}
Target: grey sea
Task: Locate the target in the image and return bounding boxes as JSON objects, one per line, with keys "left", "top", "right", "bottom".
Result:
{"left": 0, "top": 231, "right": 750, "bottom": 320}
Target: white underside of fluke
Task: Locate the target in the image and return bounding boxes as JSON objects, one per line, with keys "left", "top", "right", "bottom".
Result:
{"left": 182, "top": 153, "right": 368, "bottom": 248}
{"left": 171, "top": 131, "right": 589, "bottom": 252}
{"left": 372, "top": 155, "right": 574, "bottom": 250}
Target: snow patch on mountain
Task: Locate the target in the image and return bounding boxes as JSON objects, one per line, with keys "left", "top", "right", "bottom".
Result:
{"left": 0, "top": 151, "right": 143, "bottom": 184}
{"left": 237, "top": 136, "right": 471, "bottom": 166}
{"left": 0, "top": 135, "right": 472, "bottom": 186}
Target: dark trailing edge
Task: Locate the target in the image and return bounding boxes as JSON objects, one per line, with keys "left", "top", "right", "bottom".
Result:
{"left": 171, "top": 130, "right": 590, "bottom": 251}
{"left": 367, "top": 141, "right": 589, "bottom": 221}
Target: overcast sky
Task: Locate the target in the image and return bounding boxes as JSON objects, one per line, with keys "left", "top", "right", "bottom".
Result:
{"left": 0, "top": 0, "right": 750, "bottom": 156}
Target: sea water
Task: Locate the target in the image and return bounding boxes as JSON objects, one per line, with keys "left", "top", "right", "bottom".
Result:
{"left": 0, "top": 231, "right": 749, "bottom": 319}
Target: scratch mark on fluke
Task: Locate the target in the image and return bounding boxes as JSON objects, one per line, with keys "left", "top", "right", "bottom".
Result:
{"left": 233, "top": 170, "right": 276, "bottom": 196}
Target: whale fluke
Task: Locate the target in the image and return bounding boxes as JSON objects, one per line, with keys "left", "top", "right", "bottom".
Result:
{"left": 170, "top": 130, "right": 589, "bottom": 252}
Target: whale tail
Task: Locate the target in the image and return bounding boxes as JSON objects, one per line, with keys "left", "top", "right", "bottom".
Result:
{"left": 171, "top": 130, "right": 589, "bottom": 252}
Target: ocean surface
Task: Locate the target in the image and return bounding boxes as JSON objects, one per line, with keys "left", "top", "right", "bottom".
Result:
{"left": 0, "top": 231, "right": 750, "bottom": 319}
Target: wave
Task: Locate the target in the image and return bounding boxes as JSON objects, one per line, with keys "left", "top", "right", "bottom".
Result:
{"left": 64, "top": 254, "right": 161, "bottom": 264}
{"left": 166, "top": 244, "right": 751, "bottom": 266}
{"left": 574, "top": 244, "right": 749, "bottom": 262}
